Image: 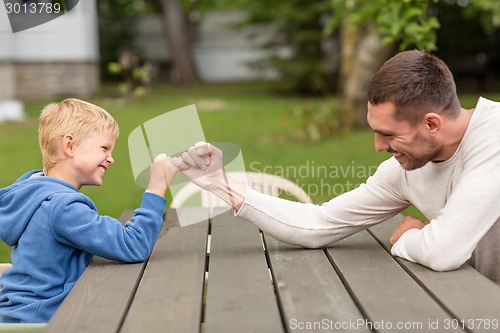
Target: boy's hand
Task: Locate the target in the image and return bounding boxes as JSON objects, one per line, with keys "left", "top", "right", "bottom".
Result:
{"left": 173, "top": 142, "right": 224, "bottom": 191}
{"left": 148, "top": 153, "right": 178, "bottom": 197}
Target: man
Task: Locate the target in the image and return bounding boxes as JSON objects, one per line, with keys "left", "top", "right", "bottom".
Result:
{"left": 175, "top": 50, "right": 500, "bottom": 285}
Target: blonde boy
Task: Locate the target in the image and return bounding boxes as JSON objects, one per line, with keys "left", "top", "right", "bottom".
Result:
{"left": 0, "top": 98, "right": 176, "bottom": 323}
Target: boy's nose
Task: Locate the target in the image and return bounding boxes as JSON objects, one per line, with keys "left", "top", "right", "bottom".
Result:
{"left": 107, "top": 154, "right": 115, "bottom": 165}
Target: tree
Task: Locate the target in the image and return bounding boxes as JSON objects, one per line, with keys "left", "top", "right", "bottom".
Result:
{"left": 327, "top": 0, "right": 440, "bottom": 128}
{"left": 328, "top": 0, "right": 500, "bottom": 128}
{"left": 149, "top": 0, "right": 199, "bottom": 85}
{"left": 225, "top": 0, "right": 439, "bottom": 126}
{"left": 231, "top": 0, "right": 333, "bottom": 95}
{"left": 97, "top": 0, "right": 144, "bottom": 81}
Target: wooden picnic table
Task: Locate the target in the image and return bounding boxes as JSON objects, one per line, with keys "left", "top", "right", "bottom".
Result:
{"left": 44, "top": 207, "right": 500, "bottom": 333}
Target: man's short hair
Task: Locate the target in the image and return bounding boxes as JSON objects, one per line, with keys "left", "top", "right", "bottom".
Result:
{"left": 367, "top": 50, "right": 461, "bottom": 125}
{"left": 38, "top": 98, "right": 119, "bottom": 173}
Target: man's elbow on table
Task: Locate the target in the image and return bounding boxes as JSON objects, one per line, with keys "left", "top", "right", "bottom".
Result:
{"left": 286, "top": 231, "right": 338, "bottom": 249}
{"left": 424, "top": 256, "right": 465, "bottom": 272}
{"left": 296, "top": 241, "right": 326, "bottom": 250}
{"left": 392, "top": 230, "right": 468, "bottom": 272}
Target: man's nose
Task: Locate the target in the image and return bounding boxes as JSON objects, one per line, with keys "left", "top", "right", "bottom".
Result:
{"left": 374, "top": 133, "right": 390, "bottom": 152}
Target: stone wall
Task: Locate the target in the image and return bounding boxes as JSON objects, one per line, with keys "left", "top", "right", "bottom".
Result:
{"left": 14, "top": 62, "right": 100, "bottom": 100}
{"left": 0, "top": 63, "right": 16, "bottom": 100}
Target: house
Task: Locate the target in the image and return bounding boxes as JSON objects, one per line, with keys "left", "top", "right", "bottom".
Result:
{"left": 0, "top": 3, "right": 272, "bottom": 116}
{"left": 0, "top": 0, "right": 100, "bottom": 103}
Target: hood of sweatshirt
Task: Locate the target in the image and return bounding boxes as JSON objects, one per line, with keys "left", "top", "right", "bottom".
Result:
{"left": 0, "top": 170, "right": 77, "bottom": 246}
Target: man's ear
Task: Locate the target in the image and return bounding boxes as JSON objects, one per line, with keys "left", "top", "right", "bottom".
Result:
{"left": 61, "top": 134, "right": 75, "bottom": 157}
{"left": 422, "top": 113, "right": 443, "bottom": 136}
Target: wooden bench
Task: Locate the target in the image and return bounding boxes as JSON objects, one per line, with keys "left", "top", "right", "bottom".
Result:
{"left": 44, "top": 208, "right": 500, "bottom": 333}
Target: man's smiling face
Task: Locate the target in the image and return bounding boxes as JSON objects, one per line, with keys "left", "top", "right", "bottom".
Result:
{"left": 367, "top": 101, "right": 442, "bottom": 171}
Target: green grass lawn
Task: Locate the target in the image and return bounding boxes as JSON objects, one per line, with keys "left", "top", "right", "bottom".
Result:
{"left": 0, "top": 82, "right": 498, "bottom": 262}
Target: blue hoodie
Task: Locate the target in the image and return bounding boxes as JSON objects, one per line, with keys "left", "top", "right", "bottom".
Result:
{"left": 0, "top": 170, "right": 166, "bottom": 323}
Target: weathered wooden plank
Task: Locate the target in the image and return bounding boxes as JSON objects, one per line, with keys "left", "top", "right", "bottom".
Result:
{"left": 370, "top": 216, "right": 500, "bottom": 333}
{"left": 326, "top": 229, "right": 465, "bottom": 333}
{"left": 120, "top": 208, "right": 209, "bottom": 333}
{"left": 204, "top": 210, "right": 284, "bottom": 333}
{"left": 264, "top": 234, "right": 370, "bottom": 333}
{"left": 45, "top": 210, "right": 146, "bottom": 333}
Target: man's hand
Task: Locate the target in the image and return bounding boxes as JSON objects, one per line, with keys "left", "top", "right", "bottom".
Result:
{"left": 147, "top": 153, "right": 178, "bottom": 197}
{"left": 390, "top": 215, "right": 427, "bottom": 245}
{"left": 173, "top": 142, "right": 247, "bottom": 211}
{"left": 173, "top": 142, "right": 225, "bottom": 191}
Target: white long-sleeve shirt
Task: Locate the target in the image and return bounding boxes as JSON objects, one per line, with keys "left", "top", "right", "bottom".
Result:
{"left": 237, "top": 97, "right": 500, "bottom": 284}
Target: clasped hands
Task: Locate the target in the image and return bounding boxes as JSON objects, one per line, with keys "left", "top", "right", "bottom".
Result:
{"left": 147, "top": 142, "right": 223, "bottom": 197}
{"left": 149, "top": 142, "right": 426, "bottom": 242}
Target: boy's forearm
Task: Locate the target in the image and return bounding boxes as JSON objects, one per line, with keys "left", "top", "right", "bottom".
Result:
{"left": 147, "top": 171, "right": 176, "bottom": 197}
{"left": 147, "top": 156, "right": 178, "bottom": 198}
{"left": 147, "top": 187, "right": 167, "bottom": 197}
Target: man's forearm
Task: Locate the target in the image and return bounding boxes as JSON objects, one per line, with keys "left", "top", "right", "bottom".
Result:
{"left": 210, "top": 173, "right": 247, "bottom": 212}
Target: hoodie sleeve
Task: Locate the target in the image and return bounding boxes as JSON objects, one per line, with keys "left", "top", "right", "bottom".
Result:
{"left": 49, "top": 191, "right": 166, "bottom": 262}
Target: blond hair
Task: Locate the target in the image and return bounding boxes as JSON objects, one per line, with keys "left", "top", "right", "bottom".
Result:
{"left": 38, "top": 98, "right": 120, "bottom": 173}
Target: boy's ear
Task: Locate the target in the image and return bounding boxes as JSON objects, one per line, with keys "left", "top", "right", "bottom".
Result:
{"left": 61, "top": 134, "right": 75, "bottom": 157}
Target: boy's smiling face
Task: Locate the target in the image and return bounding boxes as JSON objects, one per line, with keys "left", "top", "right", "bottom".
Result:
{"left": 69, "top": 132, "right": 116, "bottom": 189}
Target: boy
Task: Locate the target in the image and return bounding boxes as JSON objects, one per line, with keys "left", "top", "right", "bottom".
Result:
{"left": 0, "top": 98, "right": 177, "bottom": 323}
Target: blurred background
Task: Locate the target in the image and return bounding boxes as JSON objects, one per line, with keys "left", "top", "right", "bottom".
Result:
{"left": 1, "top": 0, "right": 500, "bottom": 261}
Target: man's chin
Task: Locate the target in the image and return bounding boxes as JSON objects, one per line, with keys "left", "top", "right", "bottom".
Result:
{"left": 398, "top": 160, "right": 428, "bottom": 171}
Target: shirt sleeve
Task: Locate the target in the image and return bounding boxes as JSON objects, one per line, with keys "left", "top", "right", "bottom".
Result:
{"left": 50, "top": 191, "right": 166, "bottom": 262}
{"left": 237, "top": 158, "right": 411, "bottom": 248}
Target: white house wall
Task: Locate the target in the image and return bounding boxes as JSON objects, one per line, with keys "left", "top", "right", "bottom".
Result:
{"left": 0, "top": 1, "right": 100, "bottom": 99}
{"left": 0, "top": 5, "right": 16, "bottom": 100}
{"left": 8, "top": 1, "right": 98, "bottom": 62}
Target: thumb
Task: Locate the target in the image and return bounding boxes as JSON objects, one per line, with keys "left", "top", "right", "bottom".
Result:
{"left": 154, "top": 153, "right": 167, "bottom": 163}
